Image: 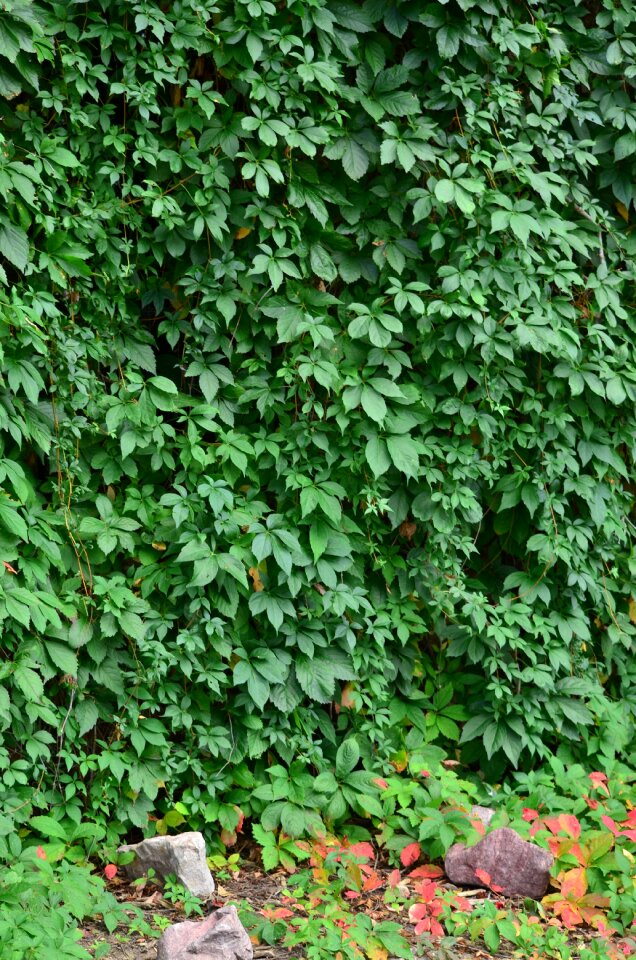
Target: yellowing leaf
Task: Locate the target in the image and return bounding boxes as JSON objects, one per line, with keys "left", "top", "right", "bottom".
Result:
{"left": 152, "top": 541, "right": 166, "bottom": 551}
{"left": 616, "top": 201, "right": 629, "bottom": 222}
{"left": 560, "top": 866, "right": 587, "bottom": 900}
{"left": 235, "top": 226, "right": 252, "bottom": 239}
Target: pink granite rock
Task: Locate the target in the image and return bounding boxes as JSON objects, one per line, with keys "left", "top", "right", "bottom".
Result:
{"left": 445, "top": 827, "right": 552, "bottom": 899}
{"left": 157, "top": 905, "right": 253, "bottom": 960}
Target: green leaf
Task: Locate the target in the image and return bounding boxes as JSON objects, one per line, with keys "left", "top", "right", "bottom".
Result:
{"left": 280, "top": 802, "right": 306, "bottom": 838}
{"left": 341, "top": 140, "right": 369, "bottom": 180}
{"left": 434, "top": 179, "right": 455, "bottom": 203}
{"left": 365, "top": 435, "right": 391, "bottom": 477}
{"left": 335, "top": 738, "right": 360, "bottom": 778}
{"left": 44, "top": 641, "right": 78, "bottom": 676}
{"left": 386, "top": 435, "right": 418, "bottom": 477}
{"left": 296, "top": 656, "right": 337, "bottom": 702}
{"left": 309, "top": 519, "right": 331, "bottom": 562}
{"left": 360, "top": 385, "right": 387, "bottom": 422}
{"left": 0, "top": 498, "right": 27, "bottom": 540}
{"left": 13, "top": 665, "right": 43, "bottom": 702}
{"left": 119, "top": 611, "right": 146, "bottom": 641}
{"left": 218, "top": 553, "right": 248, "bottom": 588}
{"left": 0, "top": 220, "right": 29, "bottom": 271}
{"left": 28, "top": 815, "right": 69, "bottom": 841}
{"left": 148, "top": 376, "right": 178, "bottom": 395}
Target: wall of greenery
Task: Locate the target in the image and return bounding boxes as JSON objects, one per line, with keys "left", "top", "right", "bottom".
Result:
{"left": 0, "top": 0, "right": 635, "bottom": 843}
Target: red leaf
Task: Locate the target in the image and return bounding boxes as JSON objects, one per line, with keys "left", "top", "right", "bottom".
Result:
{"left": 475, "top": 868, "right": 492, "bottom": 886}
{"left": 104, "top": 864, "right": 118, "bottom": 880}
{"left": 344, "top": 890, "right": 361, "bottom": 900}
{"left": 387, "top": 869, "right": 402, "bottom": 888}
{"left": 416, "top": 880, "right": 438, "bottom": 901}
{"left": 602, "top": 815, "right": 620, "bottom": 836}
{"left": 408, "top": 864, "right": 444, "bottom": 879}
{"left": 522, "top": 807, "right": 539, "bottom": 822}
{"left": 2, "top": 561, "right": 17, "bottom": 574}
{"left": 400, "top": 842, "right": 421, "bottom": 867}
{"left": 589, "top": 771, "right": 607, "bottom": 784}
{"left": 348, "top": 841, "right": 374, "bottom": 861}
{"left": 36, "top": 846, "right": 46, "bottom": 860}
{"left": 408, "top": 903, "right": 427, "bottom": 922}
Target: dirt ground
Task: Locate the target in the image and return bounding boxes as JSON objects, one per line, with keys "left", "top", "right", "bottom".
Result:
{"left": 80, "top": 861, "right": 592, "bottom": 960}
{"left": 82, "top": 863, "right": 305, "bottom": 960}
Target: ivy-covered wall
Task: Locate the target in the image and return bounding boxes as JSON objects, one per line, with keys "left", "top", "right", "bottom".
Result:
{"left": 0, "top": 0, "right": 635, "bottom": 839}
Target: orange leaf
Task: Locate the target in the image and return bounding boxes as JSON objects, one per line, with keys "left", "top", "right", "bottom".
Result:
{"left": 390, "top": 750, "right": 408, "bottom": 773}
{"left": 2, "top": 561, "right": 17, "bottom": 574}
{"left": 560, "top": 904, "right": 583, "bottom": 927}
{"left": 248, "top": 567, "right": 264, "bottom": 591}
{"left": 561, "top": 867, "right": 587, "bottom": 900}
{"left": 235, "top": 226, "right": 252, "bottom": 239}
{"left": 400, "top": 842, "right": 420, "bottom": 867}
{"left": 475, "top": 868, "right": 492, "bottom": 886}
{"left": 362, "top": 870, "right": 382, "bottom": 892}
{"left": 544, "top": 814, "right": 580, "bottom": 839}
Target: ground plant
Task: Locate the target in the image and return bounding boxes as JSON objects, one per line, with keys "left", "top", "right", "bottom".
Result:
{"left": 0, "top": 0, "right": 635, "bottom": 955}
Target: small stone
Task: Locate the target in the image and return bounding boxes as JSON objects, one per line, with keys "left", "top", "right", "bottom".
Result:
{"left": 445, "top": 826, "right": 553, "bottom": 899}
{"left": 471, "top": 805, "right": 496, "bottom": 827}
{"left": 118, "top": 831, "right": 215, "bottom": 899}
{"left": 157, "top": 904, "right": 253, "bottom": 960}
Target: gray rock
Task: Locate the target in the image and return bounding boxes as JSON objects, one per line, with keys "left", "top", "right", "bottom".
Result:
{"left": 471, "top": 805, "right": 496, "bottom": 827}
{"left": 157, "top": 904, "right": 253, "bottom": 960}
{"left": 445, "top": 826, "right": 552, "bottom": 899}
{"left": 118, "top": 831, "right": 215, "bottom": 899}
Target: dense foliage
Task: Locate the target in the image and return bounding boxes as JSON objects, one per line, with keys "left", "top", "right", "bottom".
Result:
{"left": 1, "top": 0, "right": 635, "bottom": 847}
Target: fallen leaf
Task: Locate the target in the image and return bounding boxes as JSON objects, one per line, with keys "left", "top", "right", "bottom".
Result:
{"left": 400, "top": 842, "right": 421, "bottom": 867}
{"left": 348, "top": 841, "right": 374, "bottom": 860}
